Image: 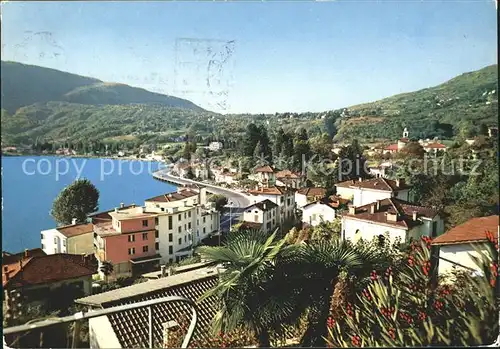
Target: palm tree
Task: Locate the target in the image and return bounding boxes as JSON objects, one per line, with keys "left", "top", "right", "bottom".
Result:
{"left": 196, "top": 229, "right": 298, "bottom": 347}
{"left": 99, "top": 261, "right": 114, "bottom": 283}
{"left": 285, "top": 238, "right": 391, "bottom": 347}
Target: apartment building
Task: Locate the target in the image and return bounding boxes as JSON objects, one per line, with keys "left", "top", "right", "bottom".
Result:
{"left": 335, "top": 177, "right": 410, "bottom": 207}
{"left": 247, "top": 185, "right": 297, "bottom": 225}
{"left": 241, "top": 199, "right": 279, "bottom": 234}
{"left": 40, "top": 220, "right": 94, "bottom": 255}
{"left": 144, "top": 186, "right": 220, "bottom": 264}
{"left": 92, "top": 206, "right": 160, "bottom": 280}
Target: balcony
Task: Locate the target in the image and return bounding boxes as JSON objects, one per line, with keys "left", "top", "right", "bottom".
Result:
{"left": 3, "top": 296, "right": 198, "bottom": 348}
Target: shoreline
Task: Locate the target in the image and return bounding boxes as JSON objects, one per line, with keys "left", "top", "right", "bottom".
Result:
{"left": 1, "top": 152, "right": 167, "bottom": 163}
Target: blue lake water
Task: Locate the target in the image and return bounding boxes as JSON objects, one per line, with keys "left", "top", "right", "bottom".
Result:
{"left": 1, "top": 156, "right": 176, "bottom": 252}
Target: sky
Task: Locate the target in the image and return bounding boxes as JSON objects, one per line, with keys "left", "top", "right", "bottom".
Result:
{"left": 1, "top": 1, "right": 497, "bottom": 114}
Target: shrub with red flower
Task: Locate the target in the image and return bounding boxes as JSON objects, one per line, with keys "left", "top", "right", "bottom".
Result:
{"left": 326, "top": 236, "right": 499, "bottom": 347}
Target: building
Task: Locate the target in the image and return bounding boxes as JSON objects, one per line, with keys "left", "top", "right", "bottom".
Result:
{"left": 384, "top": 129, "right": 447, "bottom": 154}
{"left": 208, "top": 141, "right": 223, "bottom": 152}
{"left": 251, "top": 165, "right": 276, "bottom": 187}
{"left": 144, "top": 186, "right": 220, "bottom": 265}
{"left": 247, "top": 185, "right": 296, "bottom": 225}
{"left": 419, "top": 139, "right": 447, "bottom": 154}
{"left": 75, "top": 266, "right": 221, "bottom": 348}
{"left": 301, "top": 196, "right": 346, "bottom": 227}
{"left": 295, "top": 187, "right": 327, "bottom": 209}
{"left": 335, "top": 177, "right": 410, "bottom": 207}
{"left": 214, "top": 170, "right": 238, "bottom": 185}
{"left": 369, "top": 161, "right": 396, "bottom": 179}
{"left": 341, "top": 198, "right": 444, "bottom": 244}
{"left": 275, "top": 169, "right": 305, "bottom": 189}
{"left": 92, "top": 205, "right": 161, "bottom": 280}
{"left": 3, "top": 250, "right": 97, "bottom": 320}
{"left": 432, "top": 215, "right": 499, "bottom": 276}
{"left": 41, "top": 221, "right": 94, "bottom": 255}
{"left": 241, "top": 199, "right": 279, "bottom": 233}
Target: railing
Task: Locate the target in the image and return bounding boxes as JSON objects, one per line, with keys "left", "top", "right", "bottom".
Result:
{"left": 3, "top": 296, "right": 199, "bottom": 349}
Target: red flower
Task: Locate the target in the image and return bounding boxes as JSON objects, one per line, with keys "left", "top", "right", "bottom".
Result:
{"left": 388, "top": 327, "right": 396, "bottom": 340}
{"left": 418, "top": 311, "right": 427, "bottom": 321}
{"left": 370, "top": 270, "right": 378, "bottom": 280}
{"left": 327, "top": 316, "right": 336, "bottom": 328}
{"left": 351, "top": 335, "right": 361, "bottom": 347}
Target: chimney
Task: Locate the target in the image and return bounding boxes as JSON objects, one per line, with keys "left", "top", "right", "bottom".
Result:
{"left": 376, "top": 200, "right": 381, "bottom": 211}
{"left": 24, "top": 249, "right": 29, "bottom": 258}
{"left": 114, "top": 208, "right": 119, "bottom": 213}
{"left": 160, "top": 265, "right": 167, "bottom": 277}
{"left": 120, "top": 202, "right": 124, "bottom": 208}
{"left": 348, "top": 205, "right": 356, "bottom": 215}
{"left": 412, "top": 211, "right": 418, "bottom": 221}
{"left": 387, "top": 212, "right": 398, "bottom": 222}
{"left": 72, "top": 218, "right": 77, "bottom": 225}
{"left": 370, "top": 204, "right": 376, "bottom": 214}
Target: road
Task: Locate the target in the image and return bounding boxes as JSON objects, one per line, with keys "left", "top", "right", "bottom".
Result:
{"left": 153, "top": 170, "right": 253, "bottom": 232}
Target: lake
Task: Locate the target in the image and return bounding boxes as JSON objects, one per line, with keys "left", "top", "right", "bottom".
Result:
{"left": 1, "top": 156, "right": 176, "bottom": 252}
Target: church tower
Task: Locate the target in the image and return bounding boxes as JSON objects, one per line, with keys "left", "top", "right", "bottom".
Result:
{"left": 403, "top": 127, "right": 409, "bottom": 138}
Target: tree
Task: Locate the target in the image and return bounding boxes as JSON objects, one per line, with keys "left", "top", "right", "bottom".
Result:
{"left": 400, "top": 141, "right": 425, "bottom": 159}
{"left": 99, "top": 261, "right": 114, "bottom": 283}
{"left": 208, "top": 194, "right": 228, "bottom": 212}
{"left": 51, "top": 179, "right": 99, "bottom": 225}
{"left": 337, "top": 140, "right": 370, "bottom": 181}
{"left": 185, "top": 166, "right": 195, "bottom": 180}
{"left": 196, "top": 230, "right": 294, "bottom": 347}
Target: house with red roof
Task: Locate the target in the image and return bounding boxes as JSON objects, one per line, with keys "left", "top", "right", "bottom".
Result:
{"left": 383, "top": 128, "right": 447, "bottom": 154}
{"left": 302, "top": 196, "right": 348, "bottom": 227}
{"left": 432, "top": 215, "right": 499, "bottom": 276}
{"left": 3, "top": 249, "right": 97, "bottom": 320}
{"left": 335, "top": 177, "right": 410, "bottom": 207}
{"left": 247, "top": 185, "right": 297, "bottom": 224}
{"left": 275, "top": 169, "right": 305, "bottom": 189}
{"left": 341, "top": 198, "right": 444, "bottom": 244}
{"left": 250, "top": 165, "right": 277, "bottom": 187}
{"left": 41, "top": 221, "right": 94, "bottom": 255}
{"left": 295, "top": 187, "right": 328, "bottom": 208}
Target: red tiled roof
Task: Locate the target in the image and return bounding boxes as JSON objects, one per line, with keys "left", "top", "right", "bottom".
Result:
{"left": 343, "top": 198, "right": 438, "bottom": 230}
{"left": 297, "top": 187, "right": 327, "bottom": 197}
{"left": 335, "top": 177, "right": 409, "bottom": 191}
{"left": 2, "top": 248, "right": 46, "bottom": 265}
{"left": 145, "top": 189, "right": 198, "bottom": 202}
{"left": 432, "top": 215, "right": 499, "bottom": 245}
{"left": 3, "top": 254, "right": 97, "bottom": 288}
{"left": 254, "top": 165, "right": 275, "bottom": 173}
{"left": 424, "top": 142, "right": 447, "bottom": 149}
{"left": 385, "top": 144, "right": 399, "bottom": 151}
{"left": 276, "top": 169, "right": 301, "bottom": 179}
{"left": 57, "top": 223, "right": 94, "bottom": 238}
{"left": 247, "top": 185, "right": 293, "bottom": 196}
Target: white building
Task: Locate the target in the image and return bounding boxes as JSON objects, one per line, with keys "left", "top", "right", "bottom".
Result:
{"left": 302, "top": 198, "right": 338, "bottom": 227}
{"left": 41, "top": 221, "right": 94, "bottom": 255}
{"left": 241, "top": 199, "right": 279, "bottom": 234}
{"left": 208, "top": 141, "right": 223, "bottom": 152}
{"left": 275, "top": 170, "right": 305, "bottom": 189}
{"left": 144, "top": 186, "right": 220, "bottom": 264}
{"left": 341, "top": 198, "right": 444, "bottom": 244}
{"left": 335, "top": 177, "right": 410, "bottom": 207}
{"left": 432, "top": 215, "right": 499, "bottom": 277}
{"left": 295, "top": 187, "right": 327, "bottom": 209}
{"left": 247, "top": 186, "right": 296, "bottom": 224}
{"left": 250, "top": 165, "right": 276, "bottom": 187}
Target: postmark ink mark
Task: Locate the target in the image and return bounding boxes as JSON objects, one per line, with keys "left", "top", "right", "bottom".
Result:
{"left": 174, "top": 38, "right": 236, "bottom": 112}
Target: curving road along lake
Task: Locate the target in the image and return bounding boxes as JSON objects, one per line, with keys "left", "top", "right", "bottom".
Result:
{"left": 1, "top": 156, "right": 175, "bottom": 252}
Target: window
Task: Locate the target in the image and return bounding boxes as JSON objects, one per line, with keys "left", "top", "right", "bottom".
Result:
{"left": 41, "top": 233, "right": 44, "bottom": 240}
{"left": 197, "top": 231, "right": 199, "bottom": 237}
{"left": 189, "top": 234, "right": 192, "bottom": 241}
{"left": 54, "top": 237, "right": 57, "bottom": 244}
{"left": 178, "top": 214, "right": 182, "bottom": 221}
{"left": 188, "top": 211, "right": 191, "bottom": 218}
{"left": 63, "top": 240, "right": 66, "bottom": 246}
{"left": 184, "top": 224, "right": 187, "bottom": 231}
{"left": 155, "top": 217, "right": 159, "bottom": 225}
{"left": 203, "top": 227, "right": 206, "bottom": 234}
{"left": 178, "top": 226, "right": 182, "bottom": 233}
{"left": 203, "top": 217, "right": 206, "bottom": 223}
{"left": 142, "top": 220, "right": 148, "bottom": 227}
{"left": 287, "top": 198, "right": 291, "bottom": 206}
{"left": 155, "top": 242, "right": 159, "bottom": 250}
{"left": 128, "top": 235, "right": 135, "bottom": 242}
{"left": 143, "top": 246, "right": 149, "bottom": 253}
{"left": 142, "top": 233, "right": 148, "bottom": 240}
{"left": 432, "top": 221, "right": 438, "bottom": 238}
{"left": 188, "top": 222, "right": 191, "bottom": 229}
{"left": 155, "top": 230, "right": 159, "bottom": 238}
{"left": 168, "top": 216, "right": 173, "bottom": 229}
{"left": 178, "top": 238, "right": 182, "bottom": 245}
{"left": 169, "top": 246, "right": 173, "bottom": 254}
{"left": 184, "top": 213, "right": 187, "bottom": 219}
{"left": 128, "top": 247, "right": 135, "bottom": 255}
{"left": 254, "top": 215, "right": 259, "bottom": 222}
{"left": 41, "top": 244, "right": 45, "bottom": 250}
{"left": 161, "top": 208, "right": 165, "bottom": 212}
{"left": 280, "top": 197, "right": 284, "bottom": 204}
{"left": 169, "top": 233, "right": 173, "bottom": 242}
{"left": 184, "top": 236, "right": 187, "bottom": 243}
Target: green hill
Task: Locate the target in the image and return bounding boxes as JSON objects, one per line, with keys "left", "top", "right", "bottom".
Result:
{"left": 334, "top": 64, "right": 498, "bottom": 141}
{"left": 0, "top": 61, "right": 205, "bottom": 113}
